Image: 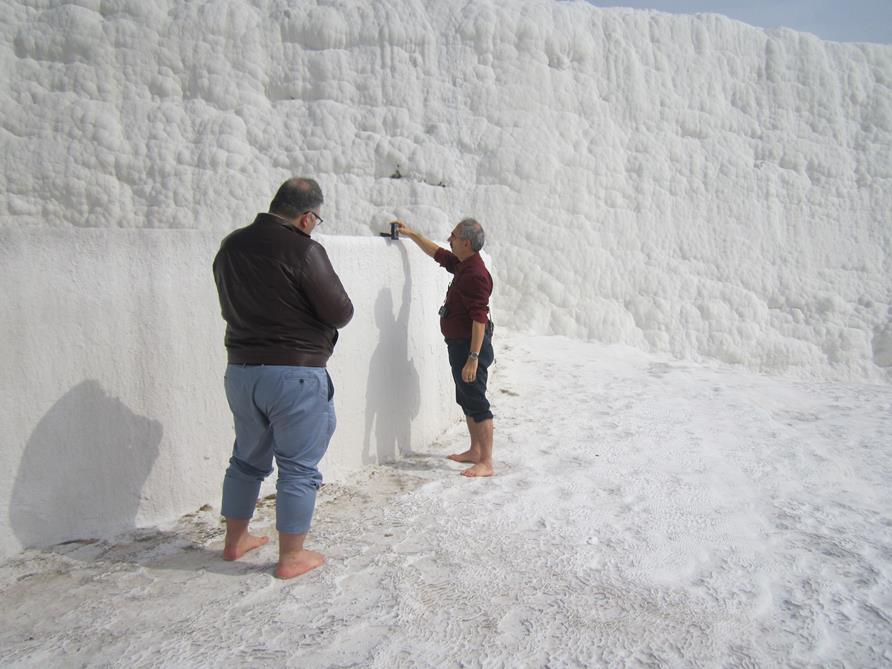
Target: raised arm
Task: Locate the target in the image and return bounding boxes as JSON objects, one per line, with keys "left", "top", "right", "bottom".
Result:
{"left": 395, "top": 220, "right": 441, "bottom": 258}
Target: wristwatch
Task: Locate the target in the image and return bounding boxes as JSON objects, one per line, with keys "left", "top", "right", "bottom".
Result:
{"left": 468, "top": 351, "right": 479, "bottom": 360}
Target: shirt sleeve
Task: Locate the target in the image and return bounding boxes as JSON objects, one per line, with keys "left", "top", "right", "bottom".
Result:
{"left": 462, "top": 273, "right": 492, "bottom": 324}
{"left": 434, "top": 248, "right": 460, "bottom": 274}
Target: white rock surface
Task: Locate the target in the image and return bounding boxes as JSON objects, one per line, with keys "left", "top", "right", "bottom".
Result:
{"left": 1, "top": 331, "right": 890, "bottom": 667}
{"left": 2, "top": 0, "right": 890, "bottom": 381}
{"left": 0, "top": 230, "right": 454, "bottom": 558}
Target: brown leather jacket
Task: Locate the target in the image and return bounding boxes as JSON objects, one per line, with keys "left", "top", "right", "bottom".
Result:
{"left": 213, "top": 213, "right": 354, "bottom": 367}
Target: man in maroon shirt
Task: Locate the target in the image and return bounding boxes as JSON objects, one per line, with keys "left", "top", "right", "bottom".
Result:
{"left": 396, "top": 218, "right": 495, "bottom": 477}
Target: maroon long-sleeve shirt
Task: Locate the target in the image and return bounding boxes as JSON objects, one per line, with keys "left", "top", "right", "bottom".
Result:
{"left": 434, "top": 248, "right": 493, "bottom": 339}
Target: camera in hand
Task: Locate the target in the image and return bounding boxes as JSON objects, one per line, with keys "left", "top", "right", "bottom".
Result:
{"left": 379, "top": 222, "right": 400, "bottom": 240}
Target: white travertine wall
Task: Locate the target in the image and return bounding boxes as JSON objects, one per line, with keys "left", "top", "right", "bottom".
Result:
{"left": 1, "top": 0, "right": 890, "bottom": 556}
{"left": 2, "top": 0, "right": 891, "bottom": 382}
{"left": 0, "top": 229, "right": 455, "bottom": 559}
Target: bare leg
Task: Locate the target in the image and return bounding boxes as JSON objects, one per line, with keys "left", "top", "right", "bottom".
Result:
{"left": 222, "top": 518, "right": 269, "bottom": 560}
{"left": 461, "top": 418, "right": 494, "bottom": 477}
{"left": 275, "top": 532, "right": 325, "bottom": 579}
{"left": 447, "top": 417, "right": 484, "bottom": 463}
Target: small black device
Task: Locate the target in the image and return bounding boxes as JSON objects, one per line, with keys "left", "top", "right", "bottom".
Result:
{"left": 379, "top": 222, "right": 400, "bottom": 240}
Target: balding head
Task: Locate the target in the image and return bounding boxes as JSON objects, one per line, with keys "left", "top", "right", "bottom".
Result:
{"left": 269, "top": 177, "right": 324, "bottom": 220}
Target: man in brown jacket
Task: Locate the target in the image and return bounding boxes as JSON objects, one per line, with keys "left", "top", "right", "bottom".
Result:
{"left": 213, "top": 177, "right": 353, "bottom": 578}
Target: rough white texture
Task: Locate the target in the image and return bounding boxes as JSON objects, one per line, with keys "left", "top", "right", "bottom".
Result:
{"left": 1, "top": 332, "right": 890, "bottom": 667}
{"left": 0, "top": 229, "right": 453, "bottom": 559}
{"left": 2, "top": 0, "right": 891, "bottom": 381}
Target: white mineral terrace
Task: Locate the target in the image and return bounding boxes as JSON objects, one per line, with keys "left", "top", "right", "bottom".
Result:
{"left": 1, "top": 1, "right": 890, "bottom": 665}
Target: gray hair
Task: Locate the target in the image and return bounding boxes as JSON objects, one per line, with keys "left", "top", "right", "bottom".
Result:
{"left": 269, "top": 177, "right": 323, "bottom": 219}
{"left": 457, "top": 218, "right": 485, "bottom": 252}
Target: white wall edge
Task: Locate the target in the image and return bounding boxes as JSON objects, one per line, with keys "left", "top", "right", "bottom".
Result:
{"left": 0, "top": 227, "right": 464, "bottom": 559}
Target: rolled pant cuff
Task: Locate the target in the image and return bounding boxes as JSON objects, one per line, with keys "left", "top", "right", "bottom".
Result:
{"left": 221, "top": 474, "right": 262, "bottom": 520}
{"left": 275, "top": 489, "right": 316, "bottom": 535}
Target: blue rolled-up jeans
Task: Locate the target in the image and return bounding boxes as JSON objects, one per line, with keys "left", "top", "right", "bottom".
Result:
{"left": 221, "top": 364, "right": 336, "bottom": 535}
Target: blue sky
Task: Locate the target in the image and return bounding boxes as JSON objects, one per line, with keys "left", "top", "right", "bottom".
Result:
{"left": 586, "top": 1, "right": 892, "bottom": 44}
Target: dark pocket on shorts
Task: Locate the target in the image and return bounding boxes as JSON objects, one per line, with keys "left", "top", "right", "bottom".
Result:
{"left": 326, "top": 369, "right": 334, "bottom": 401}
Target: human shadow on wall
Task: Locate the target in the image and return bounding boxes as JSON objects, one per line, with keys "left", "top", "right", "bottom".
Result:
{"left": 363, "top": 245, "right": 421, "bottom": 464}
{"left": 10, "top": 380, "right": 163, "bottom": 548}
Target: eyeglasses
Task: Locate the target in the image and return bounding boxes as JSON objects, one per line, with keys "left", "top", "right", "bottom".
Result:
{"left": 304, "top": 211, "right": 323, "bottom": 226}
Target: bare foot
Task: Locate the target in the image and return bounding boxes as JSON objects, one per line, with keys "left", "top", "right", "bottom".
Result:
{"left": 447, "top": 449, "right": 480, "bottom": 463}
{"left": 275, "top": 550, "right": 326, "bottom": 579}
{"left": 222, "top": 534, "right": 269, "bottom": 561}
{"left": 461, "top": 462, "right": 494, "bottom": 477}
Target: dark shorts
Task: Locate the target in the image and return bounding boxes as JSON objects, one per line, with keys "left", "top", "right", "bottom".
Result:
{"left": 446, "top": 334, "right": 494, "bottom": 423}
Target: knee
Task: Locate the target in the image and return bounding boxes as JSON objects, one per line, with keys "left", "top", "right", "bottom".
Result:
{"left": 277, "top": 463, "right": 322, "bottom": 489}
{"left": 226, "top": 457, "right": 272, "bottom": 480}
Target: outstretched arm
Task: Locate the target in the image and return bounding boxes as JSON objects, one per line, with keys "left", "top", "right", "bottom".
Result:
{"left": 395, "top": 220, "right": 441, "bottom": 258}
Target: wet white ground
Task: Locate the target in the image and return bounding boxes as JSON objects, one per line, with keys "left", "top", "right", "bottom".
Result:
{"left": 2, "top": 331, "right": 891, "bottom": 668}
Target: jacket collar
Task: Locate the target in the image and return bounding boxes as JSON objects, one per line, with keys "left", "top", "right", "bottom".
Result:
{"left": 256, "top": 212, "right": 310, "bottom": 238}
